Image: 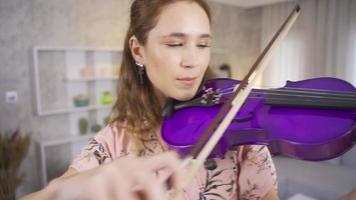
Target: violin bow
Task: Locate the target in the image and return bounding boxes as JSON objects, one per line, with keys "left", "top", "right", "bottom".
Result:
{"left": 180, "top": 5, "right": 301, "bottom": 187}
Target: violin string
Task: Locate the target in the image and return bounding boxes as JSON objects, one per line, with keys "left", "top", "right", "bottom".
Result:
{"left": 216, "top": 85, "right": 356, "bottom": 101}
{"left": 218, "top": 90, "right": 356, "bottom": 102}
{"left": 218, "top": 84, "right": 356, "bottom": 97}
{"left": 216, "top": 83, "right": 356, "bottom": 94}
{"left": 240, "top": 96, "right": 356, "bottom": 104}
{"left": 220, "top": 89, "right": 356, "bottom": 99}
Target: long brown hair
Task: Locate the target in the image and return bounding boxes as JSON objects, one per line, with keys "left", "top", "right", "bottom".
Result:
{"left": 110, "top": 0, "right": 214, "bottom": 154}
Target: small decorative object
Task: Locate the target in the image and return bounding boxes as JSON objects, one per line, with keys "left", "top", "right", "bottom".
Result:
{"left": 91, "top": 124, "right": 102, "bottom": 133}
{"left": 113, "top": 66, "right": 120, "bottom": 76}
{"left": 94, "top": 66, "right": 115, "bottom": 78}
{"left": 101, "top": 91, "right": 113, "bottom": 105}
{"left": 0, "top": 129, "right": 31, "bottom": 200}
{"left": 73, "top": 95, "right": 89, "bottom": 107}
{"left": 79, "top": 118, "right": 88, "bottom": 135}
{"left": 218, "top": 64, "right": 232, "bottom": 78}
{"left": 102, "top": 66, "right": 114, "bottom": 77}
{"left": 80, "top": 67, "right": 94, "bottom": 78}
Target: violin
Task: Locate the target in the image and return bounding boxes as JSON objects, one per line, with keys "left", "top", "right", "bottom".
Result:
{"left": 162, "top": 77, "right": 356, "bottom": 161}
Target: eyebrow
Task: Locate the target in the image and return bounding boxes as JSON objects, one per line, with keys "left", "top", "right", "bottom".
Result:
{"left": 161, "top": 32, "right": 212, "bottom": 39}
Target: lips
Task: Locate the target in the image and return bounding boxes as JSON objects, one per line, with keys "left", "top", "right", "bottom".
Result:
{"left": 176, "top": 77, "right": 197, "bottom": 86}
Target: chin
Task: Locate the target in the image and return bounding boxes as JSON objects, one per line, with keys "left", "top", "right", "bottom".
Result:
{"left": 173, "top": 89, "right": 198, "bottom": 101}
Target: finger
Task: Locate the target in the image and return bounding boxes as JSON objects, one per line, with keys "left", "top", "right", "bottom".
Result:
{"left": 111, "top": 158, "right": 164, "bottom": 200}
{"left": 144, "top": 152, "right": 184, "bottom": 190}
{"left": 111, "top": 165, "right": 141, "bottom": 200}
{"left": 134, "top": 173, "right": 167, "bottom": 200}
{"left": 155, "top": 168, "right": 174, "bottom": 190}
{"left": 99, "top": 164, "right": 136, "bottom": 200}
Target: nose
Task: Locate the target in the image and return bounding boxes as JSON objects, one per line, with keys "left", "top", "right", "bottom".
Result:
{"left": 180, "top": 46, "right": 200, "bottom": 69}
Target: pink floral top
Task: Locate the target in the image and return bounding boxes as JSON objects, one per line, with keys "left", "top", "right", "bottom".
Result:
{"left": 71, "top": 125, "right": 278, "bottom": 200}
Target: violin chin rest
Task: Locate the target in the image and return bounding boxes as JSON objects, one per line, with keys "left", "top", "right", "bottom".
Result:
{"left": 162, "top": 99, "right": 175, "bottom": 118}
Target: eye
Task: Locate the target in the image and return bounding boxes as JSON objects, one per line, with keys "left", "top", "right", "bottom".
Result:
{"left": 166, "top": 43, "right": 183, "bottom": 47}
{"left": 197, "top": 43, "right": 210, "bottom": 48}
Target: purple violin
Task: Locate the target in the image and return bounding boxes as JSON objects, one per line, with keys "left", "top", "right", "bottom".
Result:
{"left": 162, "top": 77, "right": 356, "bottom": 161}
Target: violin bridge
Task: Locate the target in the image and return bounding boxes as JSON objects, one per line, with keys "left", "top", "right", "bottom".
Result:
{"left": 233, "top": 83, "right": 240, "bottom": 92}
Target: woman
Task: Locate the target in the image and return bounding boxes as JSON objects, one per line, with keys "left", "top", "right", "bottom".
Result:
{"left": 21, "top": 0, "right": 278, "bottom": 199}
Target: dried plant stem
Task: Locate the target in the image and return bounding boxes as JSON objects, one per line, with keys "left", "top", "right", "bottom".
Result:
{"left": 0, "top": 131, "right": 30, "bottom": 199}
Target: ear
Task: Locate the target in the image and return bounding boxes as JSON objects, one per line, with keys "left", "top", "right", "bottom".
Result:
{"left": 129, "top": 35, "right": 145, "bottom": 64}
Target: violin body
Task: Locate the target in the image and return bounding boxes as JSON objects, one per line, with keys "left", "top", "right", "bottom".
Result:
{"left": 162, "top": 77, "right": 356, "bottom": 161}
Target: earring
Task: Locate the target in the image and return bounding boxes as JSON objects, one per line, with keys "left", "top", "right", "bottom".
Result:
{"left": 136, "top": 62, "right": 145, "bottom": 84}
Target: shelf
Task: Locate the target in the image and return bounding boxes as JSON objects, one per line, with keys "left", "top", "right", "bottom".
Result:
{"left": 32, "top": 46, "right": 121, "bottom": 116}
{"left": 39, "top": 104, "right": 113, "bottom": 116}
{"left": 64, "top": 77, "right": 118, "bottom": 82}
{"left": 34, "top": 46, "right": 123, "bottom": 52}
{"left": 36, "top": 133, "right": 96, "bottom": 147}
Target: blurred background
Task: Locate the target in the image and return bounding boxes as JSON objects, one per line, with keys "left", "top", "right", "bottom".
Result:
{"left": 0, "top": 0, "right": 355, "bottom": 199}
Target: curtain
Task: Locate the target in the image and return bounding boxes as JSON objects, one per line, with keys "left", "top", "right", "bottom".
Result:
{"left": 260, "top": 0, "right": 356, "bottom": 88}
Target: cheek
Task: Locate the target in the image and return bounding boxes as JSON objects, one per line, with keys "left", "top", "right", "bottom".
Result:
{"left": 203, "top": 53, "right": 211, "bottom": 69}
{"left": 144, "top": 57, "right": 177, "bottom": 95}
{"left": 146, "top": 57, "right": 177, "bottom": 81}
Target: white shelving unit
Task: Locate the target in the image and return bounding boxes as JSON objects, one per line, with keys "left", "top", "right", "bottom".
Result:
{"left": 32, "top": 46, "right": 122, "bottom": 116}
{"left": 32, "top": 46, "right": 122, "bottom": 185}
{"left": 35, "top": 133, "right": 96, "bottom": 186}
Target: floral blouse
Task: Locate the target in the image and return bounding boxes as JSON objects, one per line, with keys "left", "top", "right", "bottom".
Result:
{"left": 71, "top": 125, "right": 278, "bottom": 200}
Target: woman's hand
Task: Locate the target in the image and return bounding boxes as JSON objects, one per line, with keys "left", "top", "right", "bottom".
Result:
{"left": 47, "top": 152, "right": 183, "bottom": 200}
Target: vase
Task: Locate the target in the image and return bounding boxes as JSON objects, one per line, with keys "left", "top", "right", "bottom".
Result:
{"left": 0, "top": 194, "right": 15, "bottom": 200}
{"left": 0, "top": 169, "right": 17, "bottom": 200}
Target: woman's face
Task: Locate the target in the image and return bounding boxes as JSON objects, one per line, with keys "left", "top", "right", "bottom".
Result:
{"left": 134, "top": 1, "right": 211, "bottom": 103}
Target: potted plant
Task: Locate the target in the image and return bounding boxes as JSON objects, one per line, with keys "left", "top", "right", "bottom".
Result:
{"left": 101, "top": 91, "right": 113, "bottom": 105}
{"left": 79, "top": 118, "right": 89, "bottom": 135}
{"left": 73, "top": 95, "right": 89, "bottom": 107}
{"left": 0, "top": 129, "right": 30, "bottom": 200}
